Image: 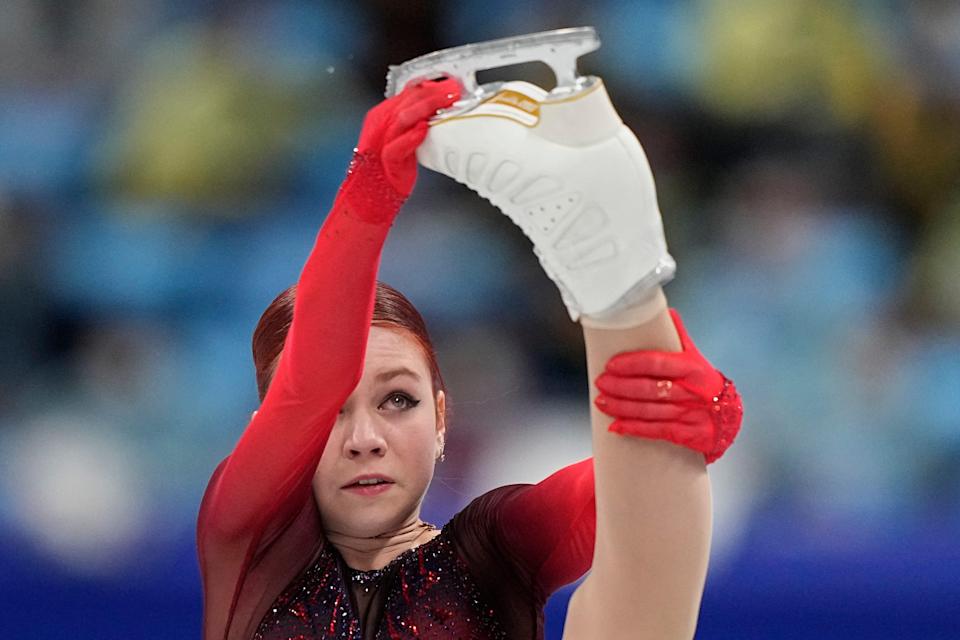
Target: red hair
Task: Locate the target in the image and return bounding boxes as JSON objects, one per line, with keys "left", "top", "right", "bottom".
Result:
{"left": 252, "top": 281, "right": 445, "bottom": 403}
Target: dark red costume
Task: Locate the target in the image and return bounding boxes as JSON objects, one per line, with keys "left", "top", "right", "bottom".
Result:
{"left": 248, "top": 468, "right": 595, "bottom": 640}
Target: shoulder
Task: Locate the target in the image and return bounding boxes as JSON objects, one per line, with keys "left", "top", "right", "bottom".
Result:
{"left": 446, "top": 483, "right": 529, "bottom": 532}
{"left": 442, "top": 484, "right": 534, "bottom": 582}
{"left": 441, "top": 485, "right": 546, "bottom": 611}
{"left": 197, "top": 455, "right": 232, "bottom": 540}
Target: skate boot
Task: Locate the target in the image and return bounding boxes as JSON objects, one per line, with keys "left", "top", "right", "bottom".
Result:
{"left": 386, "top": 28, "right": 676, "bottom": 322}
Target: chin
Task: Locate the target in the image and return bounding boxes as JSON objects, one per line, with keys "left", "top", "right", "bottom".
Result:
{"left": 348, "top": 513, "right": 399, "bottom": 537}
{"left": 330, "top": 498, "right": 411, "bottom": 537}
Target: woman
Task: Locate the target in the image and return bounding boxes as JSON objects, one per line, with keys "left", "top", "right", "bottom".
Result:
{"left": 197, "top": 78, "right": 741, "bottom": 639}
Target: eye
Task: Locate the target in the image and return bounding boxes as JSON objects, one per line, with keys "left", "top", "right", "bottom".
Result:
{"left": 380, "top": 391, "right": 420, "bottom": 412}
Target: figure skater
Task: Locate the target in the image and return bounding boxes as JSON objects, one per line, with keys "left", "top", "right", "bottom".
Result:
{"left": 197, "top": 77, "right": 741, "bottom": 640}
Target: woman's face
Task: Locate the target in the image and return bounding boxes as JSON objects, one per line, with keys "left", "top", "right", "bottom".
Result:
{"left": 312, "top": 326, "right": 445, "bottom": 537}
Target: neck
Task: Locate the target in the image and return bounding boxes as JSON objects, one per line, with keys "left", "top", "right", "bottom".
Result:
{"left": 325, "top": 517, "right": 439, "bottom": 571}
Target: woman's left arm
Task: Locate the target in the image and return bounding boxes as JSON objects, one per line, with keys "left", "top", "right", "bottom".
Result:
{"left": 563, "top": 291, "right": 711, "bottom": 640}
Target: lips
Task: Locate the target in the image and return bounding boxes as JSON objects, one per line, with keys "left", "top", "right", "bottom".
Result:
{"left": 342, "top": 474, "right": 395, "bottom": 489}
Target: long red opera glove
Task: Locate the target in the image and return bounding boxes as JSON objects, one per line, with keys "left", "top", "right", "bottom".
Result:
{"left": 593, "top": 309, "right": 743, "bottom": 464}
{"left": 198, "top": 79, "right": 460, "bottom": 640}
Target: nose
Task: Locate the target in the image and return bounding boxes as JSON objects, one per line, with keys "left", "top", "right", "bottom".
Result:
{"left": 341, "top": 412, "right": 388, "bottom": 459}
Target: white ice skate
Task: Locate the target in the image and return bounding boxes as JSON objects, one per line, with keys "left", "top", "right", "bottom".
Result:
{"left": 386, "top": 27, "right": 676, "bottom": 322}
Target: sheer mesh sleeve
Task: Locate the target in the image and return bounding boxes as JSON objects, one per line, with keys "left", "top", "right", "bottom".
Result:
{"left": 196, "top": 158, "right": 402, "bottom": 640}
{"left": 493, "top": 458, "right": 597, "bottom": 596}
{"left": 439, "top": 457, "right": 597, "bottom": 606}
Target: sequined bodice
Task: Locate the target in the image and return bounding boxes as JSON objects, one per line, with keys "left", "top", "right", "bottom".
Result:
{"left": 253, "top": 525, "right": 507, "bottom": 640}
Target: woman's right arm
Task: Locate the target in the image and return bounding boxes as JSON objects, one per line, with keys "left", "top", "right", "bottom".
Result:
{"left": 197, "top": 79, "right": 461, "bottom": 541}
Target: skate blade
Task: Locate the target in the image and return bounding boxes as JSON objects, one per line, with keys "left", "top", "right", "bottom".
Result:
{"left": 384, "top": 27, "right": 600, "bottom": 117}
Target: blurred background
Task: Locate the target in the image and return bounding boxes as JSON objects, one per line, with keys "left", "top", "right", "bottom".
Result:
{"left": 1, "top": 0, "right": 958, "bottom": 638}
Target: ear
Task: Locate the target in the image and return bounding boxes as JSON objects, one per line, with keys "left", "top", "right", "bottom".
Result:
{"left": 434, "top": 390, "right": 446, "bottom": 440}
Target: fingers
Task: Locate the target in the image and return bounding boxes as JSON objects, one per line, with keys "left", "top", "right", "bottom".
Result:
{"left": 668, "top": 308, "right": 712, "bottom": 363}
{"left": 595, "top": 373, "right": 701, "bottom": 403}
{"left": 608, "top": 419, "right": 714, "bottom": 451}
{"left": 389, "top": 80, "right": 460, "bottom": 136}
{"left": 667, "top": 308, "right": 693, "bottom": 351}
{"left": 605, "top": 350, "right": 700, "bottom": 378}
{"left": 357, "top": 77, "right": 460, "bottom": 154}
{"left": 604, "top": 310, "right": 715, "bottom": 377}
{"left": 381, "top": 120, "right": 429, "bottom": 190}
{"left": 594, "top": 395, "right": 703, "bottom": 423}
{"left": 397, "top": 75, "right": 460, "bottom": 97}
{"left": 382, "top": 120, "right": 428, "bottom": 159}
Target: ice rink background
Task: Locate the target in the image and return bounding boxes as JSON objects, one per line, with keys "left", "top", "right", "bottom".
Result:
{"left": 1, "top": 1, "right": 958, "bottom": 638}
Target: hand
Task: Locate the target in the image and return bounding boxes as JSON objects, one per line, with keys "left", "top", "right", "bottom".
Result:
{"left": 593, "top": 309, "right": 743, "bottom": 464}
{"left": 355, "top": 76, "right": 461, "bottom": 198}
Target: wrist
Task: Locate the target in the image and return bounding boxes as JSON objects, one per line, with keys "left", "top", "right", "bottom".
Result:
{"left": 704, "top": 375, "right": 743, "bottom": 464}
{"left": 337, "top": 151, "right": 406, "bottom": 224}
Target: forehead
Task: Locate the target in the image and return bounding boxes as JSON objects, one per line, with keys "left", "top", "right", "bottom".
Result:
{"left": 364, "top": 326, "right": 430, "bottom": 374}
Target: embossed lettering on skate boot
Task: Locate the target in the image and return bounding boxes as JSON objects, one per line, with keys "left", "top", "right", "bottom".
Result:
{"left": 524, "top": 191, "right": 582, "bottom": 235}
{"left": 487, "top": 160, "right": 521, "bottom": 193}
{"left": 449, "top": 145, "right": 616, "bottom": 275}
{"left": 553, "top": 204, "right": 616, "bottom": 270}
{"left": 466, "top": 152, "right": 489, "bottom": 185}
{"left": 509, "top": 175, "right": 563, "bottom": 205}
{"left": 444, "top": 149, "right": 461, "bottom": 178}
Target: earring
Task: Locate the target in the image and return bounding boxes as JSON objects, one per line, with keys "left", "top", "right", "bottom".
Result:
{"left": 437, "top": 442, "right": 445, "bottom": 462}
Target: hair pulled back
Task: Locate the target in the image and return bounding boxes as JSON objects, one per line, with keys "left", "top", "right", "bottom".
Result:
{"left": 252, "top": 282, "right": 445, "bottom": 403}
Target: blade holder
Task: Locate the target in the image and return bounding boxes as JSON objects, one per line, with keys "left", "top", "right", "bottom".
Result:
{"left": 385, "top": 27, "right": 601, "bottom": 101}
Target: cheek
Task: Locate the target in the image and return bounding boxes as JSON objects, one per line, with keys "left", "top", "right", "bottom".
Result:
{"left": 392, "top": 416, "right": 438, "bottom": 465}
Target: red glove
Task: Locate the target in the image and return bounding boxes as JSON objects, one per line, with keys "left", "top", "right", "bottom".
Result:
{"left": 338, "top": 77, "right": 461, "bottom": 224}
{"left": 594, "top": 309, "right": 743, "bottom": 464}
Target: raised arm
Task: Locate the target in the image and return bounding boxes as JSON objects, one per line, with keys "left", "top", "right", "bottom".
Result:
{"left": 196, "top": 80, "right": 460, "bottom": 541}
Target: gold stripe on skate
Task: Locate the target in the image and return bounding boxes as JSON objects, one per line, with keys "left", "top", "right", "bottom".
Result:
{"left": 430, "top": 79, "right": 605, "bottom": 129}
{"left": 488, "top": 89, "right": 541, "bottom": 116}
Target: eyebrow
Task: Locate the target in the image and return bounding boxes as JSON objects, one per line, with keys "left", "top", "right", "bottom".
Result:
{"left": 374, "top": 367, "right": 422, "bottom": 383}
